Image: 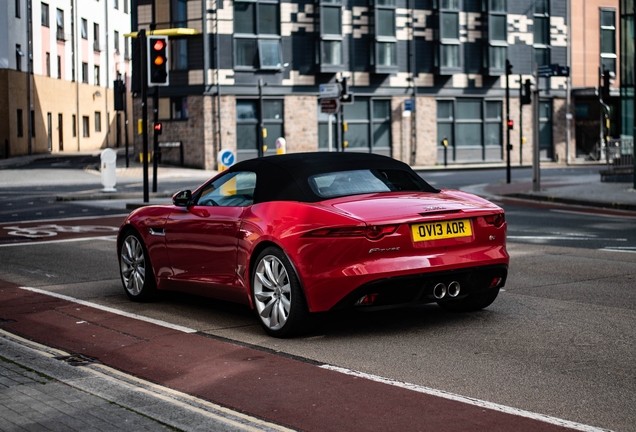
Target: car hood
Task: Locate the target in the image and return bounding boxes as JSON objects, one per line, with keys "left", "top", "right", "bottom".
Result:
{"left": 321, "top": 190, "right": 501, "bottom": 225}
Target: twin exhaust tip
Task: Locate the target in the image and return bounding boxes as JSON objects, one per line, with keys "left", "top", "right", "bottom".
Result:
{"left": 433, "top": 281, "right": 461, "bottom": 299}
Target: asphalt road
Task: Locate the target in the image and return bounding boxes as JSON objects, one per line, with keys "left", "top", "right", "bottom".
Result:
{"left": 0, "top": 158, "right": 634, "bottom": 431}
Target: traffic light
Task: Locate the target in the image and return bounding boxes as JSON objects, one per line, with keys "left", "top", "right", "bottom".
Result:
{"left": 507, "top": 119, "right": 514, "bottom": 130}
{"left": 602, "top": 69, "right": 614, "bottom": 100}
{"left": 505, "top": 59, "right": 513, "bottom": 76}
{"left": 340, "top": 76, "right": 354, "bottom": 104}
{"left": 521, "top": 79, "right": 532, "bottom": 105}
{"left": 147, "top": 36, "right": 169, "bottom": 86}
{"left": 154, "top": 122, "right": 162, "bottom": 135}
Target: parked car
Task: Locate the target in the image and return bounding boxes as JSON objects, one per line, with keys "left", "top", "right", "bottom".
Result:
{"left": 117, "top": 152, "right": 509, "bottom": 337}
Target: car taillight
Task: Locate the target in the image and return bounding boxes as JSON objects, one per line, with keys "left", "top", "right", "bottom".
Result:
{"left": 305, "top": 225, "right": 398, "bottom": 240}
{"left": 484, "top": 214, "right": 505, "bottom": 228}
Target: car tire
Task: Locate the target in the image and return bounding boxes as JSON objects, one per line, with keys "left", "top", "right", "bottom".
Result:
{"left": 119, "top": 231, "right": 157, "bottom": 302}
{"left": 251, "top": 246, "right": 309, "bottom": 338}
{"left": 437, "top": 287, "right": 500, "bottom": 313}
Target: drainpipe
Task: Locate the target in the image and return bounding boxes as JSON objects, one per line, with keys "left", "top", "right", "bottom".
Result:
{"left": 73, "top": 0, "right": 80, "bottom": 151}
{"left": 26, "top": 0, "right": 33, "bottom": 154}
{"left": 105, "top": 0, "right": 110, "bottom": 147}
{"left": 565, "top": 0, "right": 571, "bottom": 164}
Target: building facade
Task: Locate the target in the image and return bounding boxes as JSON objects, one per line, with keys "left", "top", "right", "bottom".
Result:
{"left": 620, "top": 0, "right": 634, "bottom": 140}
{"left": 0, "top": 0, "right": 133, "bottom": 158}
{"left": 129, "top": 0, "right": 573, "bottom": 169}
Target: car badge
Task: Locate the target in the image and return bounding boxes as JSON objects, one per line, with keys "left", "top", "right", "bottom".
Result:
{"left": 423, "top": 206, "right": 446, "bottom": 211}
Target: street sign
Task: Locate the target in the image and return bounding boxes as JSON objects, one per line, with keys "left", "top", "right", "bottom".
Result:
{"left": 217, "top": 149, "right": 236, "bottom": 171}
{"left": 319, "top": 83, "right": 341, "bottom": 99}
{"left": 538, "top": 64, "right": 570, "bottom": 77}
{"left": 320, "top": 97, "right": 340, "bottom": 114}
{"left": 404, "top": 99, "right": 414, "bottom": 111}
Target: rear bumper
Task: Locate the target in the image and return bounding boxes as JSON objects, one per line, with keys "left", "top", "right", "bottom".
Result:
{"left": 329, "top": 264, "right": 508, "bottom": 311}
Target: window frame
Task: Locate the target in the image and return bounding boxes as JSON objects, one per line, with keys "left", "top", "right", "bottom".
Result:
{"left": 93, "top": 22, "right": 100, "bottom": 52}
{"left": 56, "top": 8, "right": 64, "bottom": 41}
{"left": 319, "top": 0, "right": 344, "bottom": 72}
{"left": 600, "top": 7, "right": 617, "bottom": 74}
{"left": 233, "top": 0, "right": 283, "bottom": 71}
{"left": 81, "top": 18, "right": 87, "bottom": 39}
{"left": 373, "top": 0, "right": 398, "bottom": 73}
{"left": 436, "top": 0, "right": 462, "bottom": 75}
{"left": 236, "top": 98, "right": 284, "bottom": 159}
{"left": 41, "top": 2, "right": 49, "bottom": 27}
{"left": 95, "top": 111, "right": 102, "bottom": 133}
{"left": 484, "top": 0, "right": 508, "bottom": 75}
{"left": 533, "top": 0, "right": 550, "bottom": 67}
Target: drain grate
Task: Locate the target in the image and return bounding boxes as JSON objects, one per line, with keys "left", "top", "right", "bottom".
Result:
{"left": 56, "top": 354, "right": 98, "bottom": 366}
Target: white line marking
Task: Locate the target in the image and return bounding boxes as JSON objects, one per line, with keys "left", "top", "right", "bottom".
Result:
{"left": 18, "top": 286, "right": 197, "bottom": 334}
{"left": 320, "top": 365, "right": 611, "bottom": 432}
{"left": 508, "top": 235, "right": 626, "bottom": 241}
{"left": 0, "top": 236, "right": 117, "bottom": 248}
{"left": 599, "top": 247, "right": 636, "bottom": 254}
{"left": 16, "top": 287, "right": 611, "bottom": 431}
{"left": 550, "top": 209, "right": 636, "bottom": 219}
{"left": 0, "top": 213, "right": 128, "bottom": 226}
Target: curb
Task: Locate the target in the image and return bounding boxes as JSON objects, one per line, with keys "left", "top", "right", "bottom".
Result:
{"left": 503, "top": 192, "right": 636, "bottom": 212}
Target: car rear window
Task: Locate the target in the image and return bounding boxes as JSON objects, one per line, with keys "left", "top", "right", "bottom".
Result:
{"left": 308, "top": 169, "right": 431, "bottom": 199}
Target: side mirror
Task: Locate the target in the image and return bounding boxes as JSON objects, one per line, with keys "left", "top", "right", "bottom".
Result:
{"left": 172, "top": 190, "right": 192, "bottom": 207}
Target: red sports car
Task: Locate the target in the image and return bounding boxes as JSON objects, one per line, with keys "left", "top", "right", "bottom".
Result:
{"left": 118, "top": 152, "right": 508, "bottom": 337}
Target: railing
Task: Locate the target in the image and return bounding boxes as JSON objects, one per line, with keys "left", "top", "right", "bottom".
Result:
{"left": 606, "top": 138, "right": 634, "bottom": 172}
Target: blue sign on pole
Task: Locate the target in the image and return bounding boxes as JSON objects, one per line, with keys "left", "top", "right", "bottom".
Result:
{"left": 404, "top": 99, "right": 414, "bottom": 111}
{"left": 218, "top": 149, "right": 236, "bottom": 168}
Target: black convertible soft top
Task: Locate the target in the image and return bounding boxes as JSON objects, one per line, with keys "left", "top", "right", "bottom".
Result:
{"left": 227, "top": 152, "right": 438, "bottom": 203}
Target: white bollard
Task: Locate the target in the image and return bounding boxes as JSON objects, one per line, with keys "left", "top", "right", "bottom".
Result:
{"left": 101, "top": 148, "right": 117, "bottom": 192}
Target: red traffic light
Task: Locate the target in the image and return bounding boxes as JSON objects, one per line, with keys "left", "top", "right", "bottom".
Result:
{"left": 507, "top": 119, "right": 514, "bottom": 130}
{"left": 153, "top": 39, "right": 166, "bottom": 51}
{"left": 154, "top": 122, "right": 162, "bottom": 134}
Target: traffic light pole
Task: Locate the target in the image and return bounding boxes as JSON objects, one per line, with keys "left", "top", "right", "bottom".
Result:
{"left": 519, "top": 74, "right": 523, "bottom": 166}
{"left": 532, "top": 65, "right": 541, "bottom": 192}
{"left": 153, "top": 86, "right": 159, "bottom": 193}
{"left": 505, "top": 60, "right": 511, "bottom": 184}
{"left": 140, "top": 30, "right": 149, "bottom": 203}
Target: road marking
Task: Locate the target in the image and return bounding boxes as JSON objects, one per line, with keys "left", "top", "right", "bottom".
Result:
{"left": 321, "top": 365, "right": 610, "bottom": 432}
{"left": 17, "top": 286, "right": 612, "bottom": 432}
{"left": 3, "top": 224, "right": 118, "bottom": 238}
{"left": 550, "top": 209, "right": 636, "bottom": 219}
{"left": 508, "top": 235, "right": 627, "bottom": 241}
{"left": 0, "top": 235, "right": 117, "bottom": 248}
{"left": 0, "top": 213, "right": 128, "bottom": 226}
{"left": 18, "top": 286, "right": 198, "bottom": 334}
{"left": 599, "top": 247, "right": 636, "bottom": 254}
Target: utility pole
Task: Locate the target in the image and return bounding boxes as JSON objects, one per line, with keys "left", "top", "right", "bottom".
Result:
{"left": 140, "top": 29, "right": 149, "bottom": 203}
{"left": 532, "top": 65, "right": 541, "bottom": 192}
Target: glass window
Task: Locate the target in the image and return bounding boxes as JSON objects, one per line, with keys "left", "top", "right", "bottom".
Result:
{"left": 41, "top": 2, "right": 49, "bottom": 26}
{"left": 490, "top": 0, "right": 506, "bottom": 12}
{"left": 323, "top": 6, "right": 341, "bottom": 35}
{"left": 535, "top": 47, "right": 550, "bottom": 66}
{"left": 258, "top": 39, "right": 282, "bottom": 68}
{"left": 95, "top": 112, "right": 101, "bottom": 132}
{"left": 344, "top": 100, "right": 369, "bottom": 120}
{"left": 173, "top": 39, "right": 188, "bottom": 69}
{"left": 259, "top": 3, "right": 278, "bottom": 35}
{"left": 377, "top": 42, "right": 397, "bottom": 67}
{"left": 441, "top": 12, "right": 459, "bottom": 39}
{"left": 235, "top": 39, "right": 256, "bottom": 67}
{"left": 534, "top": 0, "right": 548, "bottom": 15}
{"left": 17, "top": 109, "right": 23, "bottom": 137}
{"left": 263, "top": 100, "right": 283, "bottom": 120}
{"left": 82, "top": 116, "right": 89, "bottom": 137}
{"left": 237, "top": 101, "right": 258, "bottom": 120}
{"left": 56, "top": 8, "right": 64, "bottom": 40}
{"left": 440, "top": 0, "right": 459, "bottom": 10}
{"left": 175, "top": 0, "right": 187, "bottom": 26}
{"left": 309, "top": 169, "right": 430, "bottom": 199}
{"left": 534, "top": 16, "right": 549, "bottom": 45}
{"left": 601, "top": 9, "right": 616, "bottom": 27}
{"left": 490, "top": 15, "right": 506, "bottom": 41}
{"left": 489, "top": 46, "right": 507, "bottom": 69}
{"left": 373, "top": 100, "right": 391, "bottom": 120}
{"left": 81, "top": 62, "right": 88, "bottom": 83}
{"left": 485, "top": 101, "right": 502, "bottom": 120}
{"left": 437, "top": 101, "right": 453, "bottom": 120}
{"left": 377, "top": 9, "right": 395, "bottom": 37}
{"left": 457, "top": 100, "right": 481, "bottom": 120}
{"left": 602, "top": 29, "right": 616, "bottom": 54}
{"left": 197, "top": 171, "right": 257, "bottom": 207}
{"left": 114, "top": 30, "right": 119, "bottom": 52}
{"left": 81, "top": 19, "right": 87, "bottom": 39}
{"left": 322, "top": 40, "right": 342, "bottom": 65}
{"left": 441, "top": 44, "right": 460, "bottom": 68}
{"left": 94, "top": 65, "right": 100, "bottom": 85}
{"left": 234, "top": 2, "right": 255, "bottom": 33}
{"left": 456, "top": 124, "right": 482, "bottom": 146}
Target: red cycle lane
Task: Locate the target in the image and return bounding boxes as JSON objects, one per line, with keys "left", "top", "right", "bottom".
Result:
{"left": 0, "top": 215, "right": 126, "bottom": 245}
{"left": 0, "top": 280, "right": 585, "bottom": 432}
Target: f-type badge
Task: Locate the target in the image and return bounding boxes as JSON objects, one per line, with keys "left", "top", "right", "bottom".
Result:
{"left": 369, "top": 247, "right": 400, "bottom": 254}
{"left": 423, "top": 206, "right": 446, "bottom": 211}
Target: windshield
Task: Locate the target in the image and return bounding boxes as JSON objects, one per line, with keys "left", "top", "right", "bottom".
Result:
{"left": 308, "top": 169, "right": 431, "bottom": 199}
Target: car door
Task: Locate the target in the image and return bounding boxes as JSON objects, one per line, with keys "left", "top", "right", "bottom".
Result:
{"left": 165, "top": 171, "right": 256, "bottom": 285}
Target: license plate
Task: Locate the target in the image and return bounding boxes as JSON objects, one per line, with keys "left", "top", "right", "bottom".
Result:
{"left": 411, "top": 219, "right": 472, "bottom": 242}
